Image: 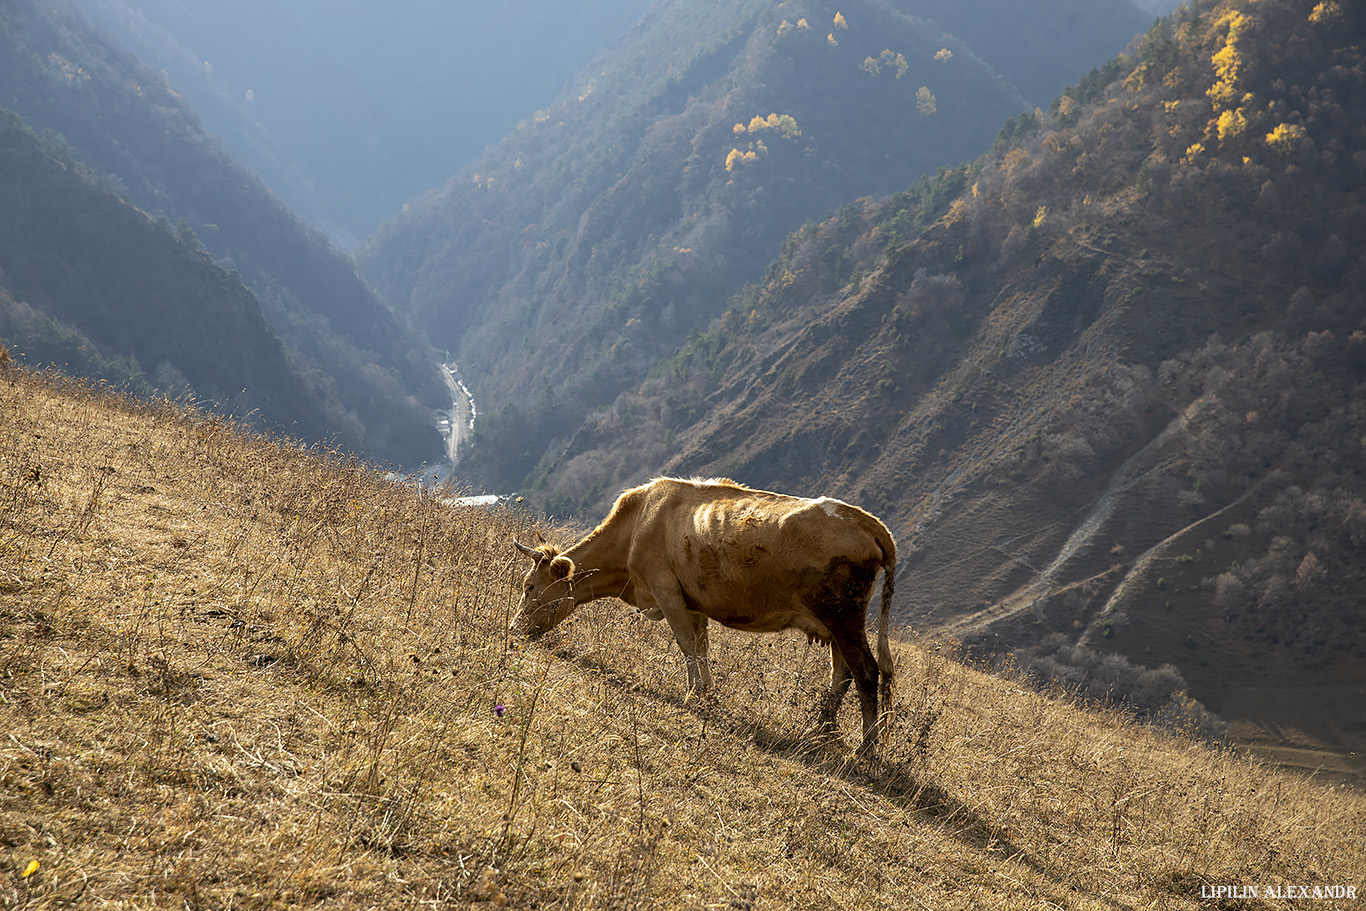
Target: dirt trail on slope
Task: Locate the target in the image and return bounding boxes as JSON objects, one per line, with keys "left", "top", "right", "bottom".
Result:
{"left": 939, "top": 403, "right": 1194, "bottom": 640}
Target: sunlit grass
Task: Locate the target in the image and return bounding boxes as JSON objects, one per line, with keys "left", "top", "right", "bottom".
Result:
{"left": 2, "top": 365, "right": 1362, "bottom": 909}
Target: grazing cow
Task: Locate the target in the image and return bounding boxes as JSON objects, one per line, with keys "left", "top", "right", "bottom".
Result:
{"left": 512, "top": 477, "right": 896, "bottom": 752}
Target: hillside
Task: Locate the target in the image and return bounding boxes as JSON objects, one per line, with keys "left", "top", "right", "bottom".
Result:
{"left": 360, "top": 0, "right": 1148, "bottom": 493}
{"left": 0, "top": 0, "right": 446, "bottom": 467}
{"left": 0, "top": 109, "right": 337, "bottom": 445}
{"left": 3, "top": 365, "right": 1363, "bottom": 908}
{"left": 912, "top": 0, "right": 1150, "bottom": 108}
{"left": 541, "top": 0, "right": 1366, "bottom": 780}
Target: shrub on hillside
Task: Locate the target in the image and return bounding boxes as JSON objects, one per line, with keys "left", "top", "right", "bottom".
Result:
{"left": 1008, "top": 634, "right": 1228, "bottom": 742}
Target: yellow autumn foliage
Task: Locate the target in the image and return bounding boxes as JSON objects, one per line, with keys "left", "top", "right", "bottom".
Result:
{"left": 1265, "top": 122, "right": 1306, "bottom": 156}
{"left": 944, "top": 196, "right": 971, "bottom": 226}
{"left": 1309, "top": 1, "right": 1342, "bottom": 24}
{"left": 916, "top": 85, "right": 936, "bottom": 115}
{"left": 738, "top": 113, "right": 802, "bottom": 141}
{"left": 1216, "top": 107, "right": 1247, "bottom": 143}
{"left": 1206, "top": 10, "right": 1250, "bottom": 110}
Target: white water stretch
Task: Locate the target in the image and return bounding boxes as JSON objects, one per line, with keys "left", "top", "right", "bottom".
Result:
{"left": 435, "top": 360, "right": 477, "bottom": 465}
{"left": 416, "top": 360, "right": 500, "bottom": 506}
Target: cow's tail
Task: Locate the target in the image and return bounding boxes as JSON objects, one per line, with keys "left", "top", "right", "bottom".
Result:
{"left": 876, "top": 528, "right": 896, "bottom": 712}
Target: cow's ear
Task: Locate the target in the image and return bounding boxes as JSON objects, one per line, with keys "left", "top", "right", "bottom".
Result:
{"left": 549, "top": 555, "right": 574, "bottom": 580}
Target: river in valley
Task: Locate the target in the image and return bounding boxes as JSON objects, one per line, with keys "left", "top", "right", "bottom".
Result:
{"left": 430, "top": 361, "right": 499, "bottom": 505}
{"left": 436, "top": 360, "right": 476, "bottom": 465}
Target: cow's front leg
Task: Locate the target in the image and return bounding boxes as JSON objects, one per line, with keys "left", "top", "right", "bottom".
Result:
{"left": 661, "top": 608, "right": 713, "bottom": 695}
{"left": 689, "top": 610, "right": 713, "bottom": 691}
{"left": 646, "top": 581, "right": 712, "bottom": 696}
{"left": 626, "top": 584, "right": 667, "bottom": 622}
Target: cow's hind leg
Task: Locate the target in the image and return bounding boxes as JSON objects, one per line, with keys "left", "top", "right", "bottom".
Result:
{"left": 831, "top": 630, "right": 881, "bottom": 754}
{"left": 806, "top": 557, "right": 883, "bottom": 752}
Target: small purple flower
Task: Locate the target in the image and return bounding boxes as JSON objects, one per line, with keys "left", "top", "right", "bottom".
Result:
{"left": 493, "top": 703, "right": 506, "bottom": 718}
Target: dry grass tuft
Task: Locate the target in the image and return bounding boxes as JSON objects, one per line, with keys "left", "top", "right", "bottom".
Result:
{"left": 1, "top": 367, "right": 1362, "bottom": 909}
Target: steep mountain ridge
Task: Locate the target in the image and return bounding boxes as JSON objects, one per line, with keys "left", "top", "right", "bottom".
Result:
{"left": 361, "top": 0, "right": 1149, "bottom": 491}
{"left": 0, "top": 109, "right": 329, "bottom": 439}
{"left": 537, "top": 0, "right": 1366, "bottom": 777}
{"left": 0, "top": 0, "right": 445, "bottom": 466}
{"left": 915, "top": 0, "right": 1150, "bottom": 107}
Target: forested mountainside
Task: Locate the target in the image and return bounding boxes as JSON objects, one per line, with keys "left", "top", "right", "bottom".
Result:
{"left": 0, "top": 110, "right": 329, "bottom": 440}
{"left": 543, "top": 0, "right": 1366, "bottom": 775}
{"left": 0, "top": 0, "right": 445, "bottom": 467}
{"left": 69, "top": 0, "right": 653, "bottom": 245}
{"left": 361, "top": 0, "right": 1149, "bottom": 493}
{"left": 910, "top": 0, "right": 1149, "bottom": 107}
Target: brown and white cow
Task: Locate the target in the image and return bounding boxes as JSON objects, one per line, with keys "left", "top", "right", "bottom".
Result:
{"left": 512, "top": 477, "right": 896, "bottom": 752}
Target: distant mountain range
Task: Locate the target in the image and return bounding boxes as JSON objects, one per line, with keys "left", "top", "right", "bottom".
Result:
{"left": 0, "top": 0, "right": 445, "bottom": 466}
{"left": 359, "top": 0, "right": 1151, "bottom": 496}
{"left": 0, "top": 109, "right": 327, "bottom": 438}
{"left": 69, "top": 0, "right": 655, "bottom": 247}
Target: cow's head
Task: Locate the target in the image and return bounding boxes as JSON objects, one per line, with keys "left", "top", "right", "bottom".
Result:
{"left": 512, "top": 538, "right": 576, "bottom": 638}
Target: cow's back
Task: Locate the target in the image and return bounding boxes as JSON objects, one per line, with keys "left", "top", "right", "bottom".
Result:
{"left": 627, "top": 478, "right": 891, "bottom": 636}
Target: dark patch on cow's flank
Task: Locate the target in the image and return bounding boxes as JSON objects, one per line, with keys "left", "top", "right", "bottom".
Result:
{"left": 802, "top": 556, "right": 879, "bottom": 626}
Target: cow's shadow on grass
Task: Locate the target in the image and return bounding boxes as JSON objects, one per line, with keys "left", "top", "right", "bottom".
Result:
{"left": 741, "top": 721, "right": 1060, "bottom": 883}
{"left": 548, "top": 643, "right": 1087, "bottom": 895}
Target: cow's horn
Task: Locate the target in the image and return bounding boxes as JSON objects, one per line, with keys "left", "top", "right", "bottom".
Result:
{"left": 513, "top": 538, "right": 541, "bottom": 559}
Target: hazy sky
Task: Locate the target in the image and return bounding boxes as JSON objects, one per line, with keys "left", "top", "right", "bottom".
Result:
{"left": 72, "top": 0, "right": 653, "bottom": 246}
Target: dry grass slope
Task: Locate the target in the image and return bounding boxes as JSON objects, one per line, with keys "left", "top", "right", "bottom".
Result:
{"left": 1, "top": 366, "right": 1362, "bottom": 909}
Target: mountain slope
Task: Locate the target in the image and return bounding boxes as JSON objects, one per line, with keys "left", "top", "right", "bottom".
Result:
{"left": 360, "top": 0, "right": 1149, "bottom": 492}
{"left": 3, "top": 367, "right": 1363, "bottom": 908}
{"left": 0, "top": 0, "right": 445, "bottom": 466}
{"left": 544, "top": 0, "right": 1366, "bottom": 777}
{"left": 915, "top": 0, "right": 1149, "bottom": 107}
{"left": 0, "top": 109, "right": 330, "bottom": 439}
